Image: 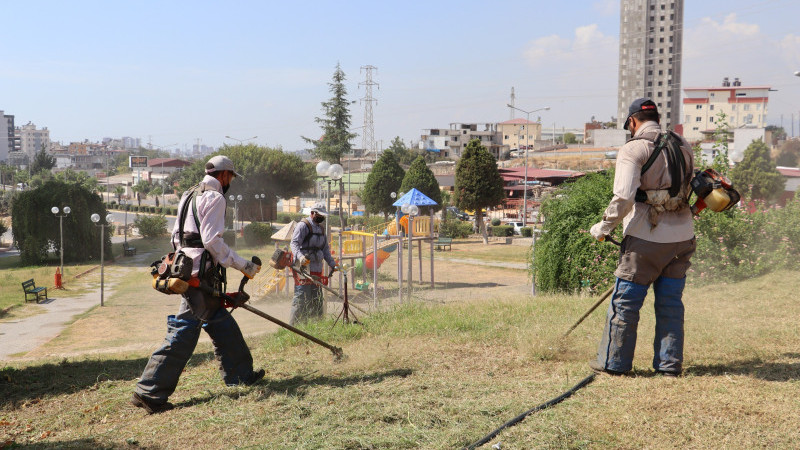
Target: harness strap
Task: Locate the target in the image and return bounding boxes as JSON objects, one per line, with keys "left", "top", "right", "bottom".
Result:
{"left": 631, "top": 131, "right": 688, "bottom": 203}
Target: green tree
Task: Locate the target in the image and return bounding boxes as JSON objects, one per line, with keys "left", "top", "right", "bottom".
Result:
{"left": 534, "top": 171, "right": 618, "bottom": 293}
{"left": 114, "top": 186, "right": 125, "bottom": 202}
{"left": 400, "top": 156, "right": 442, "bottom": 213}
{"left": 54, "top": 169, "right": 99, "bottom": 191}
{"left": 29, "top": 146, "right": 56, "bottom": 175}
{"left": 302, "top": 64, "right": 356, "bottom": 164}
{"left": 776, "top": 140, "right": 800, "bottom": 167}
{"left": 388, "top": 136, "right": 419, "bottom": 166}
{"left": 134, "top": 214, "right": 168, "bottom": 238}
{"left": 563, "top": 132, "right": 578, "bottom": 144}
{"left": 361, "top": 149, "right": 405, "bottom": 218}
{"left": 710, "top": 112, "right": 732, "bottom": 176}
{"left": 177, "top": 144, "right": 315, "bottom": 221}
{"left": 12, "top": 179, "right": 111, "bottom": 265}
{"left": 730, "top": 138, "right": 785, "bottom": 202}
{"left": 454, "top": 139, "right": 505, "bottom": 244}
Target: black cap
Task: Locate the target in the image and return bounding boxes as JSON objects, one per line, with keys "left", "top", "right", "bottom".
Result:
{"left": 624, "top": 98, "right": 658, "bottom": 130}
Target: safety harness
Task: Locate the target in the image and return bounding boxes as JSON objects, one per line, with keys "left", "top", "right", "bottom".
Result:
{"left": 630, "top": 131, "right": 692, "bottom": 228}
{"left": 176, "top": 182, "right": 227, "bottom": 293}
{"left": 293, "top": 218, "right": 329, "bottom": 287}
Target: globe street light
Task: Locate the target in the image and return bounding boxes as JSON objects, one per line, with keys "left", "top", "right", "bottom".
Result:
{"left": 328, "top": 163, "right": 344, "bottom": 228}
{"left": 228, "top": 194, "right": 243, "bottom": 231}
{"left": 255, "top": 193, "right": 265, "bottom": 222}
{"left": 51, "top": 206, "right": 71, "bottom": 287}
{"left": 507, "top": 104, "right": 550, "bottom": 227}
{"left": 90, "top": 213, "right": 114, "bottom": 306}
{"left": 402, "top": 203, "right": 419, "bottom": 298}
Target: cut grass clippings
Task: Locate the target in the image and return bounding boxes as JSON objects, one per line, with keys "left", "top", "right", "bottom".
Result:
{"left": 2, "top": 270, "right": 800, "bottom": 448}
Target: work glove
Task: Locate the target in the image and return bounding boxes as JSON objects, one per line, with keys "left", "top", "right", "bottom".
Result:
{"left": 298, "top": 255, "right": 310, "bottom": 266}
{"left": 241, "top": 260, "right": 261, "bottom": 279}
{"left": 589, "top": 222, "right": 606, "bottom": 242}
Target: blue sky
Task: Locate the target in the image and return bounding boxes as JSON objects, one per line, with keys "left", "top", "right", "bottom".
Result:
{"left": 2, "top": 0, "right": 799, "bottom": 153}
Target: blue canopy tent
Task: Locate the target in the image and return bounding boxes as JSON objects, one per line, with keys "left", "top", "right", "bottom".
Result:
{"left": 392, "top": 188, "right": 438, "bottom": 208}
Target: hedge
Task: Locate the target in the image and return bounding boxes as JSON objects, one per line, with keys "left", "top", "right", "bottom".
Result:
{"left": 492, "top": 225, "right": 514, "bottom": 237}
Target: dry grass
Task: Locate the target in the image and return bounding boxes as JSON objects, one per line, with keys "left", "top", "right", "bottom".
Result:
{"left": 2, "top": 268, "right": 800, "bottom": 448}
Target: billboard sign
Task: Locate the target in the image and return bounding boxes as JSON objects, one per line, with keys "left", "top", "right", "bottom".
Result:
{"left": 129, "top": 156, "right": 148, "bottom": 168}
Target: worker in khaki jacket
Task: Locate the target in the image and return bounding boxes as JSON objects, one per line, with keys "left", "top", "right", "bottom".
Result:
{"left": 589, "top": 98, "right": 695, "bottom": 377}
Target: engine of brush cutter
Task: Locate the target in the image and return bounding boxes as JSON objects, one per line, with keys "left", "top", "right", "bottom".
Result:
{"left": 690, "top": 168, "right": 741, "bottom": 214}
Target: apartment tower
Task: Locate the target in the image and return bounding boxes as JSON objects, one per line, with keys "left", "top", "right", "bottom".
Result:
{"left": 617, "top": 0, "right": 683, "bottom": 131}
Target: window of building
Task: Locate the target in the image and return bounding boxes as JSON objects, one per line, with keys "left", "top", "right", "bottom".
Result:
{"left": 731, "top": 105, "right": 736, "bottom": 110}
{"left": 659, "top": 48, "right": 664, "bottom": 54}
{"left": 696, "top": 104, "right": 702, "bottom": 109}
{"left": 744, "top": 104, "right": 750, "bottom": 111}
{"left": 710, "top": 105, "right": 714, "bottom": 111}
{"left": 658, "top": 92, "right": 663, "bottom": 97}
{"left": 648, "top": 81, "right": 653, "bottom": 87}
{"left": 649, "top": 37, "right": 654, "bottom": 43}
{"left": 693, "top": 127, "right": 699, "bottom": 131}
{"left": 659, "top": 37, "right": 664, "bottom": 43}
{"left": 660, "top": 15, "right": 665, "bottom": 21}
{"left": 710, "top": 117, "right": 714, "bottom": 123}
{"left": 710, "top": 92, "right": 715, "bottom": 97}
{"left": 756, "top": 104, "right": 761, "bottom": 110}
{"left": 667, "top": 101, "right": 671, "bottom": 108}
{"left": 658, "top": 81, "right": 663, "bottom": 86}
{"left": 504, "top": 135, "right": 509, "bottom": 140}
{"left": 658, "top": 70, "right": 663, "bottom": 75}
{"left": 696, "top": 117, "right": 702, "bottom": 122}
{"left": 666, "top": 112, "right": 670, "bottom": 118}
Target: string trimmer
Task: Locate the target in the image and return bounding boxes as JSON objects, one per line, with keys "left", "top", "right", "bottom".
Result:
{"left": 203, "top": 256, "right": 344, "bottom": 360}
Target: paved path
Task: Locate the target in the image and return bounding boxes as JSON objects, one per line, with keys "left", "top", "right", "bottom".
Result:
{"left": 0, "top": 286, "right": 109, "bottom": 360}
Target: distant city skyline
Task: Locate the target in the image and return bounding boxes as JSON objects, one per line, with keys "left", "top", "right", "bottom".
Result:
{"left": 2, "top": 0, "right": 799, "bottom": 153}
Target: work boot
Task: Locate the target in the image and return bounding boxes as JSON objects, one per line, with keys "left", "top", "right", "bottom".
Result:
{"left": 245, "top": 368, "right": 265, "bottom": 386}
{"left": 131, "top": 392, "right": 174, "bottom": 414}
{"left": 655, "top": 369, "right": 681, "bottom": 378}
{"left": 589, "top": 360, "right": 627, "bottom": 376}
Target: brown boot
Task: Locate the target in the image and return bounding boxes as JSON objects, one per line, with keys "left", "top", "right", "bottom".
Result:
{"left": 131, "top": 392, "right": 174, "bottom": 414}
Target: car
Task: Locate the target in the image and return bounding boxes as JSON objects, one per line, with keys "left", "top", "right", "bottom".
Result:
{"left": 446, "top": 206, "right": 468, "bottom": 221}
{"left": 506, "top": 221, "right": 525, "bottom": 235}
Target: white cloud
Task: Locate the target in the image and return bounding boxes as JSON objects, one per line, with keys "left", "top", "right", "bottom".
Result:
{"left": 779, "top": 34, "right": 800, "bottom": 67}
{"left": 524, "top": 24, "right": 616, "bottom": 67}
{"left": 701, "top": 13, "right": 759, "bottom": 37}
{"left": 593, "top": 0, "right": 618, "bottom": 17}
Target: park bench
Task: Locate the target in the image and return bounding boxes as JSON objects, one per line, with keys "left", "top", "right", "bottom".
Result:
{"left": 435, "top": 236, "right": 453, "bottom": 251}
{"left": 22, "top": 279, "right": 48, "bottom": 303}
{"left": 123, "top": 242, "right": 137, "bottom": 256}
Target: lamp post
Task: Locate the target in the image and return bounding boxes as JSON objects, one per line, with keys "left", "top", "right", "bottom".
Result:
{"left": 228, "top": 194, "right": 243, "bottom": 231}
{"left": 328, "top": 163, "right": 344, "bottom": 228}
{"left": 402, "top": 203, "right": 419, "bottom": 298}
{"left": 51, "top": 205, "right": 71, "bottom": 286}
{"left": 121, "top": 199, "right": 129, "bottom": 244}
{"left": 255, "top": 193, "right": 265, "bottom": 222}
{"left": 152, "top": 143, "right": 177, "bottom": 211}
{"left": 224, "top": 135, "right": 258, "bottom": 145}
{"left": 316, "top": 161, "right": 331, "bottom": 237}
{"left": 90, "top": 213, "right": 114, "bottom": 306}
{"left": 506, "top": 104, "right": 550, "bottom": 227}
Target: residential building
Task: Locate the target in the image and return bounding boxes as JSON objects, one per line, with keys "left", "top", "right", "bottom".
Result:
{"left": 421, "top": 123, "right": 504, "bottom": 159}
{"left": 1, "top": 110, "right": 14, "bottom": 162}
{"left": 683, "top": 78, "right": 770, "bottom": 142}
{"left": 617, "top": 0, "right": 684, "bottom": 131}
{"left": 497, "top": 119, "right": 542, "bottom": 153}
{"left": 16, "top": 122, "right": 50, "bottom": 159}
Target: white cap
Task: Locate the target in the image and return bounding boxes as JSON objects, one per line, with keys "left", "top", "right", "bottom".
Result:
{"left": 310, "top": 202, "right": 328, "bottom": 216}
{"left": 205, "top": 155, "right": 242, "bottom": 177}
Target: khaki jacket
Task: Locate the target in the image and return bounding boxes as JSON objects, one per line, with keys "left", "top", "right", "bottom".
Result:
{"left": 596, "top": 121, "right": 695, "bottom": 243}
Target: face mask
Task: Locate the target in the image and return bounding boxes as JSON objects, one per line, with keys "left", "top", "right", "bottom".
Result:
{"left": 313, "top": 215, "right": 325, "bottom": 224}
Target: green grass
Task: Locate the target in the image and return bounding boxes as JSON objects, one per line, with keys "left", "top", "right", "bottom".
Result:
{"left": 3, "top": 270, "right": 800, "bottom": 448}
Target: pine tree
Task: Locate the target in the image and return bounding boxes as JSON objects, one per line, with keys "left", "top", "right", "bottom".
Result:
{"left": 302, "top": 63, "right": 356, "bottom": 164}
{"left": 730, "top": 138, "right": 785, "bottom": 202}
{"left": 400, "top": 156, "right": 442, "bottom": 212}
{"left": 454, "top": 139, "right": 505, "bottom": 244}
{"left": 361, "top": 149, "right": 405, "bottom": 218}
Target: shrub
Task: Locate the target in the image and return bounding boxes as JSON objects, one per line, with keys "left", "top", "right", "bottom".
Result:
{"left": 520, "top": 227, "right": 533, "bottom": 237}
{"left": 277, "top": 212, "right": 305, "bottom": 223}
{"left": 438, "top": 217, "right": 473, "bottom": 239}
{"left": 134, "top": 214, "right": 168, "bottom": 238}
{"left": 243, "top": 222, "right": 274, "bottom": 246}
{"left": 491, "top": 218, "right": 501, "bottom": 226}
{"left": 492, "top": 225, "right": 513, "bottom": 237}
{"left": 534, "top": 170, "right": 618, "bottom": 294}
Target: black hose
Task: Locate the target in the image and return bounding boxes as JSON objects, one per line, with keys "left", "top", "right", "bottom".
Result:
{"left": 464, "top": 373, "right": 596, "bottom": 449}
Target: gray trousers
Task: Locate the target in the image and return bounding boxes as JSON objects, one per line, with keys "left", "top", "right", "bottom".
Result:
{"left": 289, "top": 284, "right": 324, "bottom": 326}
{"left": 135, "top": 287, "right": 254, "bottom": 403}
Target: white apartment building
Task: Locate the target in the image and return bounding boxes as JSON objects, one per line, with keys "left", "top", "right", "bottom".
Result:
{"left": 420, "top": 123, "right": 504, "bottom": 159}
{"left": 17, "top": 122, "right": 50, "bottom": 159}
{"left": 0, "top": 110, "right": 14, "bottom": 162}
{"left": 683, "top": 78, "right": 769, "bottom": 142}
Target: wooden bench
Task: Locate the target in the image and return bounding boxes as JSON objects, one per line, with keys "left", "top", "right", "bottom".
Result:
{"left": 435, "top": 236, "right": 453, "bottom": 251}
{"left": 123, "top": 242, "right": 137, "bottom": 256}
{"left": 22, "top": 279, "right": 48, "bottom": 303}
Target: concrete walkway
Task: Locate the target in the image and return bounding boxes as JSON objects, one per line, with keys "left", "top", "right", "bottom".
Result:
{"left": 0, "top": 286, "right": 109, "bottom": 360}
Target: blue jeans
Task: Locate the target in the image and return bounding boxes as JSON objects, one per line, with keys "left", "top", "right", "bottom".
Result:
{"left": 290, "top": 284, "right": 323, "bottom": 326}
{"left": 596, "top": 276, "right": 685, "bottom": 373}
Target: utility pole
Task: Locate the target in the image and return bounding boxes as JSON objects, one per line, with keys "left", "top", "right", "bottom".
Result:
{"left": 359, "top": 65, "right": 379, "bottom": 160}
{"left": 509, "top": 87, "right": 516, "bottom": 120}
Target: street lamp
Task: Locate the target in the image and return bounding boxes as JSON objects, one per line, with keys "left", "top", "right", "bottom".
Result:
{"left": 328, "top": 163, "right": 344, "bottom": 228}
{"left": 228, "top": 194, "right": 243, "bottom": 231}
{"left": 795, "top": 71, "right": 800, "bottom": 77}
{"left": 90, "top": 213, "right": 114, "bottom": 306}
{"left": 225, "top": 135, "right": 258, "bottom": 145}
{"left": 51, "top": 205, "right": 71, "bottom": 287}
{"left": 255, "top": 193, "right": 265, "bottom": 222}
{"left": 506, "top": 104, "right": 550, "bottom": 227}
{"left": 121, "top": 199, "right": 129, "bottom": 244}
{"left": 402, "top": 203, "right": 419, "bottom": 297}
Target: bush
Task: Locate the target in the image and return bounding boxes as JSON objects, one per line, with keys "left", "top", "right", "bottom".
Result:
{"left": 492, "top": 225, "right": 513, "bottom": 237}
{"left": 438, "top": 217, "right": 473, "bottom": 239}
{"left": 534, "top": 171, "right": 618, "bottom": 294}
{"left": 134, "top": 214, "right": 168, "bottom": 238}
{"left": 520, "top": 227, "right": 533, "bottom": 237}
{"left": 276, "top": 212, "right": 305, "bottom": 223}
{"left": 491, "top": 218, "right": 501, "bottom": 226}
{"left": 243, "top": 222, "right": 274, "bottom": 246}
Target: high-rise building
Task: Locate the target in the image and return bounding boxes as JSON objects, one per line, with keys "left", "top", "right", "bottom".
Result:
{"left": 17, "top": 122, "right": 50, "bottom": 159}
{"left": 617, "top": 0, "right": 683, "bottom": 131}
{"left": 1, "top": 111, "right": 15, "bottom": 162}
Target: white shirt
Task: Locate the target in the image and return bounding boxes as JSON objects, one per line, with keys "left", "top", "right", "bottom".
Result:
{"left": 172, "top": 175, "right": 249, "bottom": 276}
